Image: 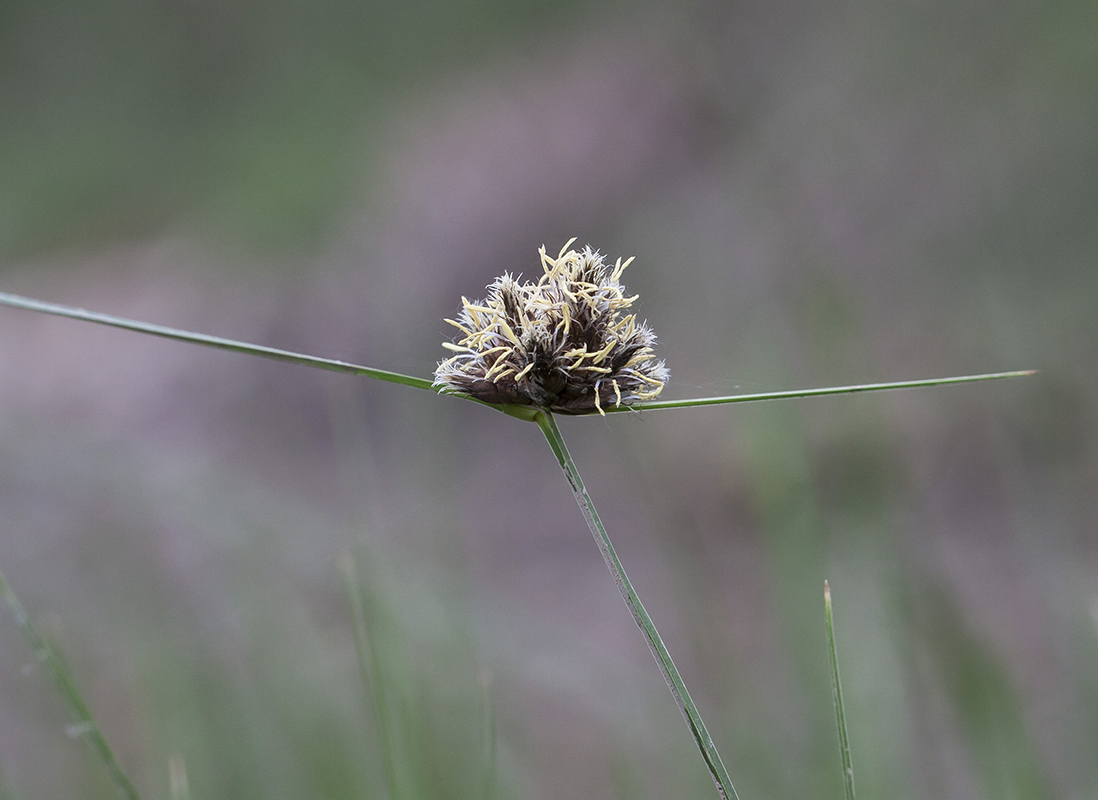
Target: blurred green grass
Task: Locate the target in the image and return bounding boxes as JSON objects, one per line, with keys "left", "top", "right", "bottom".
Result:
{"left": 0, "top": 0, "right": 591, "bottom": 260}
{"left": 2, "top": 0, "right": 1097, "bottom": 797}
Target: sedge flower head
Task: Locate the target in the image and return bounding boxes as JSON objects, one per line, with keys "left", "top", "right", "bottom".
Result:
{"left": 434, "top": 240, "right": 669, "bottom": 415}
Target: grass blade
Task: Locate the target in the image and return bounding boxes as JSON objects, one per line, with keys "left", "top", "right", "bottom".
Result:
{"left": 825, "top": 581, "right": 856, "bottom": 800}
{"left": 534, "top": 410, "right": 739, "bottom": 800}
{"left": 0, "top": 291, "right": 435, "bottom": 391}
{"left": 338, "top": 553, "right": 405, "bottom": 800}
{"left": 1, "top": 291, "right": 1033, "bottom": 416}
{"left": 0, "top": 567, "right": 142, "bottom": 800}
{"left": 619, "top": 370, "right": 1037, "bottom": 412}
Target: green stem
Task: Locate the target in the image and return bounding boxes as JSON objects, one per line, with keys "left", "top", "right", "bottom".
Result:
{"left": 621, "top": 371, "right": 1037, "bottom": 413}
{"left": 0, "top": 291, "right": 1034, "bottom": 414}
{"left": 0, "top": 291, "right": 434, "bottom": 391}
{"left": 0, "top": 567, "right": 142, "bottom": 800}
{"left": 825, "top": 581, "right": 856, "bottom": 800}
{"left": 534, "top": 410, "right": 739, "bottom": 800}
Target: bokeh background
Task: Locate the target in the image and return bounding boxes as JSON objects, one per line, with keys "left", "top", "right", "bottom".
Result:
{"left": 1, "top": 0, "right": 1096, "bottom": 798}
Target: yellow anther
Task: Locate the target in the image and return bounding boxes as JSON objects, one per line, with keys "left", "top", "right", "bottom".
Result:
{"left": 590, "top": 341, "right": 615, "bottom": 364}
{"left": 444, "top": 318, "right": 472, "bottom": 335}
{"left": 622, "top": 315, "right": 635, "bottom": 339}
{"left": 483, "top": 356, "right": 510, "bottom": 381}
{"left": 610, "top": 256, "right": 634, "bottom": 282}
{"left": 540, "top": 241, "right": 557, "bottom": 273}
{"left": 498, "top": 319, "right": 521, "bottom": 346}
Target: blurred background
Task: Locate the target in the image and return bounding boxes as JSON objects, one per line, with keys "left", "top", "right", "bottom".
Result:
{"left": 1, "top": 0, "right": 1096, "bottom": 797}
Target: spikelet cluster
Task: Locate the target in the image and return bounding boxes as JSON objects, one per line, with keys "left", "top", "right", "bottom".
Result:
{"left": 434, "top": 240, "right": 668, "bottom": 415}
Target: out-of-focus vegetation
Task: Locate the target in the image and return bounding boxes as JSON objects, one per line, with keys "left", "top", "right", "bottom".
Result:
{"left": 1, "top": 0, "right": 1096, "bottom": 798}
{"left": 0, "top": 0, "right": 588, "bottom": 258}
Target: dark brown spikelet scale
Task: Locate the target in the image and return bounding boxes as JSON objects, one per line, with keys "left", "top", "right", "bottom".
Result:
{"left": 499, "top": 280, "right": 525, "bottom": 329}
{"left": 434, "top": 241, "right": 669, "bottom": 415}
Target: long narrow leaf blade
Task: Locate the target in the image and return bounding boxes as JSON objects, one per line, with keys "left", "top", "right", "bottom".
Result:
{"left": 338, "top": 553, "right": 405, "bottom": 800}
{"left": 535, "top": 410, "right": 739, "bottom": 800}
{"left": 1, "top": 291, "right": 1034, "bottom": 413}
{"left": 619, "top": 370, "right": 1036, "bottom": 412}
{"left": 0, "top": 566, "right": 143, "bottom": 800}
{"left": 0, "top": 291, "right": 435, "bottom": 391}
{"left": 825, "top": 580, "right": 856, "bottom": 800}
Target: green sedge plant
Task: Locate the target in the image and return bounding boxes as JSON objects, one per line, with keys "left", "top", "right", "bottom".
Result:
{"left": 0, "top": 241, "right": 1033, "bottom": 799}
{"left": 825, "top": 581, "right": 856, "bottom": 800}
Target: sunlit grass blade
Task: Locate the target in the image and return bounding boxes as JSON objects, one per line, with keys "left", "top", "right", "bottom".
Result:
{"left": 825, "top": 581, "right": 856, "bottom": 800}
{"left": 0, "top": 566, "right": 142, "bottom": 800}
{"left": 0, "top": 291, "right": 435, "bottom": 391}
{"left": 534, "top": 410, "right": 739, "bottom": 800}
{"left": 338, "top": 553, "right": 406, "bottom": 800}
{"left": 618, "top": 371, "right": 1037, "bottom": 412}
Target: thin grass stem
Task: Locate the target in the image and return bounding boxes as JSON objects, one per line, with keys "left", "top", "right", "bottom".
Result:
{"left": 338, "top": 553, "right": 405, "bottom": 800}
{"left": 0, "top": 567, "right": 142, "bottom": 800}
{"left": 619, "top": 371, "right": 1037, "bottom": 412}
{"left": 825, "top": 581, "right": 856, "bottom": 800}
{"left": 534, "top": 410, "right": 739, "bottom": 800}
{"left": 0, "top": 291, "right": 434, "bottom": 391}
{"left": 1, "top": 292, "right": 1034, "bottom": 416}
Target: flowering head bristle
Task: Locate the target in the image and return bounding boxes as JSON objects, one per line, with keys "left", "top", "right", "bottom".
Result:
{"left": 434, "top": 242, "right": 668, "bottom": 415}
